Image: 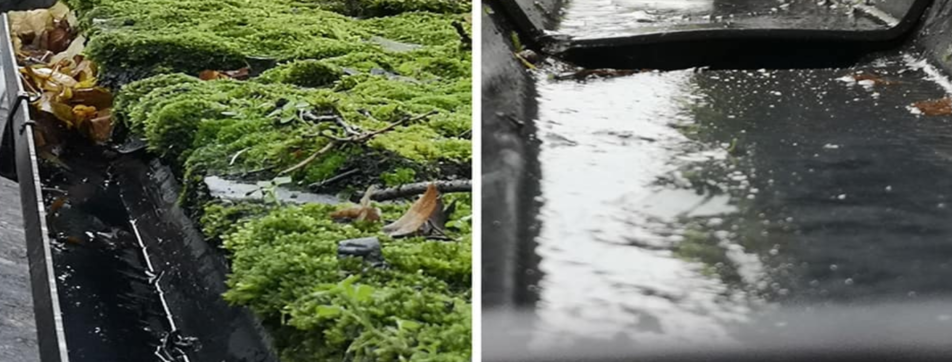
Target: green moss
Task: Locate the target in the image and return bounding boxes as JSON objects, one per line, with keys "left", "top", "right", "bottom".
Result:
{"left": 75, "top": 0, "right": 468, "bottom": 82}
{"left": 71, "top": 0, "right": 471, "bottom": 359}
{"left": 144, "top": 98, "right": 227, "bottom": 161}
{"left": 299, "top": 0, "right": 470, "bottom": 17}
{"left": 381, "top": 167, "right": 416, "bottom": 186}
{"left": 221, "top": 202, "right": 471, "bottom": 360}
{"left": 258, "top": 60, "right": 344, "bottom": 88}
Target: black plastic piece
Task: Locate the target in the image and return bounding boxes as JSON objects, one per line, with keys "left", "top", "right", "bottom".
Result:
{"left": 494, "top": 0, "right": 934, "bottom": 70}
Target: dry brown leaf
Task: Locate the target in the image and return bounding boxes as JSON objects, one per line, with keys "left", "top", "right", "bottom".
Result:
{"left": 70, "top": 87, "right": 113, "bottom": 109}
{"left": 913, "top": 98, "right": 952, "bottom": 116}
{"left": 383, "top": 183, "right": 440, "bottom": 238}
{"left": 85, "top": 109, "right": 113, "bottom": 144}
{"left": 223, "top": 67, "right": 250, "bottom": 80}
{"left": 199, "top": 70, "right": 221, "bottom": 80}
{"left": 47, "top": 20, "right": 71, "bottom": 53}
{"left": 49, "top": 196, "right": 67, "bottom": 214}
{"left": 330, "top": 186, "right": 381, "bottom": 222}
{"left": 200, "top": 67, "right": 251, "bottom": 81}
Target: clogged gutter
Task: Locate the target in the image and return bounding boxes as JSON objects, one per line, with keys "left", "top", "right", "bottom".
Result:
{"left": 11, "top": 0, "right": 472, "bottom": 360}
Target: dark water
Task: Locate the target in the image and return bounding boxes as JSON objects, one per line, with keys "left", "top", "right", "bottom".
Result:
{"left": 528, "top": 53, "right": 952, "bottom": 349}
{"left": 43, "top": 145, "right": 191, "bottom": 362}
{"left": 556, "top": 0, "right": 901, "bottom": 39}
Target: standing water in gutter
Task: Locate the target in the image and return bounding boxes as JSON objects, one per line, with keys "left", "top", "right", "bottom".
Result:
{"left": 526, "top": 52, "right": 952, "bottom": 349}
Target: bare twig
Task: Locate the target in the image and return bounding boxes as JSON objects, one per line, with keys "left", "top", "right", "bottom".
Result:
{"left": 308, "top": 168, "right": 360, "bottom": 190}
{"left": 371, "top": 180, "right": 471, "bottom": 201}
{"left": 348, "top": 110, "right": 438, "bottom": 143}
{"left": 278, "top": 141, "right": 337, "bottom": 175}
{"left": 302, "top": 110, "right": 361, "bottom": 136}
{"left": 279, "top": 111, "right": 438, "bottom": 175}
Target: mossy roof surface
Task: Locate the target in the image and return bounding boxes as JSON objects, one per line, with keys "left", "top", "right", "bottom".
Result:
{"left": 63, "top": 0, "right": 472, "bottom": 360}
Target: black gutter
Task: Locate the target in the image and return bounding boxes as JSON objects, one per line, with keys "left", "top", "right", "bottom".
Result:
{"left": 493, "top": 0, "right": 935, "bottom": 70}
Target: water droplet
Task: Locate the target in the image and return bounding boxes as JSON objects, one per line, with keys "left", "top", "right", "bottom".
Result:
{"left": 885, "top": 185, "right": 892, "bottom": 192}
{"left": 769, "top": 248, "right": 779, "bottom": 256}
{"left": 830, "top": 264, "right": 839, "bottom": 271}
{"left": 837, "top": 194, "right": 847, "bottom": 200}
{"left": 844, "top": 278, "right": 854, "bottom": 285}
{"left": 809, "top": 280, "right": 820, "bottom": 287}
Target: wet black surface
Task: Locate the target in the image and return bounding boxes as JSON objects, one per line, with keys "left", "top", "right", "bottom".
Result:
{"left": 39, "top": 138, "right": 277, "bottom": 362}
{"left": 43, "top": 144, "right": 179, "bottom": 361}
{"left": 522, "top": 50, "right": 952, "bottom": 349}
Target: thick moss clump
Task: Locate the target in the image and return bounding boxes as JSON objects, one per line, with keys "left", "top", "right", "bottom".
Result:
{"left": 117, "top": 74, "right": 470, "bottom": 190}
{"left": 69, "top": 0, "right": 472, "bottom": 359}
{"left": 218, "top": 200, "right": 472, "bottom": 361}
{"left": 299, "top": 0, "right": 470, "bottom": 17}
{"left": 69, "top": 0, "right": 468, "bottom": 82}
{"left": 258, "top": 60, "right": 344, "bottom": 88}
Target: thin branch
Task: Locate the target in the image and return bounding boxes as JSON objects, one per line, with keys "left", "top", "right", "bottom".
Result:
{"left": 278, "top": 141, "right": 337, "bottom": 175}
{"left": 370, "top": 180, "right": 471, "bottom": 201}
{"left": 349, "top": 110, "right": 438, "bottom": 143}
{"left": 280, "top": 111, "right": 438, "bottom": 175}
{"left": 308, "top": 168, "right": 360, "bottom": 190}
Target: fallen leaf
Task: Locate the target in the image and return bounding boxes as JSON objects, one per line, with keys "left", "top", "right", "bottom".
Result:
{"left": 33, "top": 91, "right": 77, "bottom": 127}
{"left": 9, "top": 9, "right": 53, "bottom": 39}
{"left": 24, "top": 66, "right": 78, "bottom": 89}
{"left": 330, "top": 186, "right": 381, "bottom": 222}
{"left": 47, "top": 20, "right": 71, "bottom": 53}
{"left": 913, "top": 98, "right": 952, "bottom": 116}
{"left": 383, "top": 183, "right": 439, "bottom": 238}
{"left": 70, "top": 87, "right": 113, "bottom": 109}
{"left": 223, "top": 67, "right": 250, "bottom": 80}
{"left": 71, "top": 104, "right": 97, "bottom": 127}
{"left": 49, "top": 196, "right": 67, "bottom": 214}
{"left": 199, "top": 70, "right": 221, "bottom": 80}
{"left": 47, "top": 2, "right": 71, "bottom": 20}
{"left": 200, "top": 67, "right": 251, "bottom": 81}
{"left": 50, "top": 34, "right": 84, "bottom": 65}
{"left": 85, "top": 111, "right": 113, "bottom": 144}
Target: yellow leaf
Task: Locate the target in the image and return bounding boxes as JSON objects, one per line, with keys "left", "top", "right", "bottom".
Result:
{"left": 70, "top": 87, "right": 113, "bottom": 109}
{"left": 33, "top": 91, "right": 76, "bottom": 128}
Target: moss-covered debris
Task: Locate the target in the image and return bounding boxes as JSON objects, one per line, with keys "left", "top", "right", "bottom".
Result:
{"left": 115, "top": 73, "right": 470, "bottom": 195}
{"left": 65, "top": 0, "right": 471, "bottom": 359}
{"left": 210, "top": 195, "right": 471, "bottom": 361}
{"left": 65, "top": 0, "right": 470, "bottom": 82}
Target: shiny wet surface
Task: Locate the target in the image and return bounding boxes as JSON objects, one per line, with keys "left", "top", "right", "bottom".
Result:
{"left": 528, "top": 53, "right": 952, "bottom": 349}
{"left": 556, "top": 0, "right": 901, "bottom": 39}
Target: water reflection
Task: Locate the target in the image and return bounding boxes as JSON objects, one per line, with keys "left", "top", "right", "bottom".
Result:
{"left": 531, "top": 71, "right": 762, "bottom": 350}
{"left": 529, "top": 53, "right": 952, "bottom": 351}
